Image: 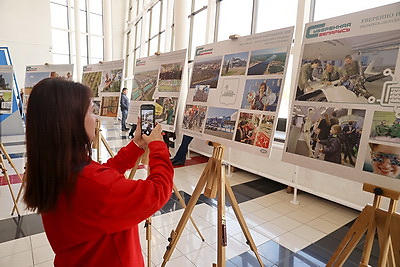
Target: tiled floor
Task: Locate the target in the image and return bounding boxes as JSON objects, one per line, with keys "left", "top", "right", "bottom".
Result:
{"left": 0, "top": 119, "right": 380, "bottom": 266}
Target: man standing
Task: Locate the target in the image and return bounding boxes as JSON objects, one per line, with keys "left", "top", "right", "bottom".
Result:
{"left": 120, "top": 88, "right": 130, "bottom": 131}
{"left": 297, "top": 59, "right": 321, "bottom": 98}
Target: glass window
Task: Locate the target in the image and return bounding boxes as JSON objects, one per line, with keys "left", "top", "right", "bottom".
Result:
{"left": 149, "top": 37, "right": 159, "bottom": 55}
{"left": 314, "top": 0, "right": 398, "bottom": 21}
{"left": 217, "top": 0, "right": 253, "bottom": 41}
{"left": 89, "top": 0, "right": 102, "bottom": 15}
{"left": 51, "top": 0, "right": 67, "bottom": 5}
{"left": 90, "top": 35, "right": 103, "bottom": 58}
{"left": 161, "top": 0, "right": 167, "bottom": 31}
{"left": 135, "top": 19, "right": 142, "bottom": 49}
{"left": 50, "top": 3, "right": 68, "bottom": 29}
{"left": 195, "top": 0, "right": 208, "bottom": 11}
{"left": 159, "top": 31, "right": 166, "bottom": 53}
{"left": 89, "top": 13, "right": 103, "bottom": 35}
{"left": 69, "top": 9, "right": 88, "bottom": 33}
{"left": 190, "top": 8, "right": 207, "bottom": 58}
{"left": 52, "top": 29, "right": 69, "bottom": 54}
{"left": 151, "top": 2, "right": 161, "bottom": 37}
{"left": 257, "top": 0, "right": 298, "bottom": 33}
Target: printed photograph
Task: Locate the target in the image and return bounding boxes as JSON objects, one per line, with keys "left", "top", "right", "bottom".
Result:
{"left": 0, "top": 92, "right": 12, "bottom": 114}
{"left": 182, "top": 105, "right": 207, "bottom": 132}
{"left": 234, "top": 112, "right": 261, "bottom": 145}
{"left": 254, "top": 115, "right": 274, "bottom": 149}
{"left": 295, "top": 29, "right": 400, "bottom": 104}
{"left": 221, "top": 52, "right": 249, "bottom": 76}
{"left": 100, "top": 96, "right": 119, "bottom": 117}
{"left": 241, "top": 78, "right": 281, "bottom": 112}
{"left": 158, "top": 62, "right": 183, "bottom": 92}
{"left": 101, "top": 69, "right": 123, "bottom": 93}
{"left": 131, "top": 70, "right": 159, "bottom": 101}
{"left": 193, "top": 85, "right": 210, "bottom": 102}
{"left": 286, "top": 105, "right": 365, "bottom": 167}
{"left": 363, "top": 141, "right": 400, "bottom": 179}
{"left": 247, "top": 47, "right": 287, "bottom": 76}
{"left": 370, "top": 111, "right": 400, "bottom": 144}
{"left": 204, "top": 107, "right": 237, "bottom": 140}
{"left": 190, "top": 56, "right": 222, "bottom": 88}
{"left": 155, "top": 97, "right": 178, "bottom": 125}
{"left": 0, "top": 73, "right": 13, "bottom": 90}
{"left": 24, "top": 71, "right": 51, "bottom": 96}
{"left": 93, "top": 100, "right": 101, "bottom": 115}
{"left": 82, "top": 71, "right": 102, "bottom": 97}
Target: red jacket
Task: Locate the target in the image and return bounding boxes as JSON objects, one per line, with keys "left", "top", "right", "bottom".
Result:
{"left": 42, "top": 140, "right": 174, "bottom": 266}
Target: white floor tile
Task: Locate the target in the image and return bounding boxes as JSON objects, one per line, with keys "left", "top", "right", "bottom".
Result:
{"left": 269, "top": 216, "right": 303, "bottom": 232}
{"left": 185, "top": 243, "right": 216, "bottom": 266}
{"left": 306, "top": 217, "right": 340, "bottom": 234}
{"left": 290, "top": 224, "right": 326, "bottom": 243}
{"left": 30, "top": 233, "right": 49, "bottom": 249}
{"left": 32, "top": 244, "right": 55, "bottom": 265}
{"left": 273, "top": 231, "right": 310, "bottom": 253}
{"left": 253, "top": 221, "right": 287, "bottom": 239}
{"left": 0, "top": 250, "right": 33, "bottom": 267}
{"left": 0, "top": 237, "right": 31, "bottom": 258}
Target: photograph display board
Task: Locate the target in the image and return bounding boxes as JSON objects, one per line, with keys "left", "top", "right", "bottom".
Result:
{"left": 127, "top": 49, "right": 187, "bottom": 132}
{"left": 82, "top": 60, "right": 124, "bottom": 117}
{"left": 282, "top": 3, "right": 400, "bottom": 186}
{"left": 24, "top": 64, "right": 74, "bottom": 111}
{"left": 182, "top": 27, "right": 294, "bottom": 157}
{"left": 0, "top": 65, "right": 14, "bottom": 115}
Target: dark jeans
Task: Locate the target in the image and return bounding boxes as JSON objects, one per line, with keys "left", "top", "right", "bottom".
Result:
{"left": 121, "top": 109, "right": 128, "bottom": 130}
{"left": 172, "top": 135, "right": 193, "bottom": 162}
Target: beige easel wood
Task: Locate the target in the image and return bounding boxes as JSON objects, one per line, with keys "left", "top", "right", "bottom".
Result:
{"left": 128, "top": 146, "right": 205, "bottom": 267}
{"left": 327, "top": 183, "right": 400, "bottom": 267}
{"left": 93, "top": 119, "right": 115, "bottom": 163}
{"left": 0, "top": 142, "right": 23, "bottom": 216}
{"left": 161, "top": 141, "right": 264, "bottom": 267}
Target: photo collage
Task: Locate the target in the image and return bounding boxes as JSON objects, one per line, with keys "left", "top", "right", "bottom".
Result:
{"left": 0, "top": 66, "right": 14, "bottom": 115}
{"left": 128, "top": 49, "right": 186, "bottom": 132}
{"left": 283, "top": 5, "right": 400, "bottom": 182}
{"left": 182, "top": 28, "right": 294, "bottom": 156}
{"left": 81, "top": 60, "right": 124, "bottom": 117}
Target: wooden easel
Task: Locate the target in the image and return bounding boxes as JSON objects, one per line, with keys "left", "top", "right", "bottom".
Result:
{"left": 128, "top": 144, "right": 204, "bottom": 267}
{"left": 0, "top": 142, "right": 23, "bottom": 216}
{"left": 327, "top": 183, "right": 400, "bottom": 267}
{"left": 161, "top": 140, "right": 264, "bottom": 267}
{"left": 93, "top": 119, "right": 115, "bottom": 163}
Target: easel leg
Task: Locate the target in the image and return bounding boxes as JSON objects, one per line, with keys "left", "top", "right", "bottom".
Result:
{"left": 173, "top": 185, "right": 205, "bottom": 241}
{"left": 327, "top": 206, "right": 373, "bottom": 266}
{"left": 225, "top": 171, "right": 264, "bottom": 267}
{"left": 101, "top": 134, "right": 115, "bottom": 158}
{"left": 145, "top": 217, "right": 152, "bottom": 267}
{"left": 216, "top": 162, "right": 226, "bottom": 267}
{"left": 0, "top": 158, "right": 20, "bottom": 216}
{"left": 161, "top": 161, "right": 212, "bottom": 266}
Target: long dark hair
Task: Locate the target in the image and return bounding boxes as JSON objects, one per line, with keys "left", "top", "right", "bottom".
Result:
{"left": 23, "top": 78, "right": 92, "bottom": 213}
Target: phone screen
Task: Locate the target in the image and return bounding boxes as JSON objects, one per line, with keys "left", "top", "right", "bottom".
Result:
{"left": 140, "top": 105, "right": 155, "bottom": 135}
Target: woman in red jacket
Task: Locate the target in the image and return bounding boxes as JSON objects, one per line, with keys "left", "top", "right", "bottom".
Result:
{"left": 23, "top": 78, "right": 174, "bottom": 266}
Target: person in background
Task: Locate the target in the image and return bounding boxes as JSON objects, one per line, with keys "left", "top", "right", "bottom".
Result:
{"left": 120, "top": 87, "right": 130, "bottom": 131}
{"left": 170, "top": 134, "right": 193, "bottom": 166}
{"left": 23, "top": 78, "right": 174, "bottom": 266}
{"left": 319, "top": 124, "right": 342, "bottom": 164}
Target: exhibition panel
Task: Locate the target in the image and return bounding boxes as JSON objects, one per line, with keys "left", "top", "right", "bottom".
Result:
{"left": 127, "top": 49, "right": 187, "bottom": 132}
{"left": 282, "top": 2, "right": 400, "bottom": 190}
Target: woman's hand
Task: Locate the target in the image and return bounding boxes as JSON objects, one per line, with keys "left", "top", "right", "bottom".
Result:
{"left": 142, "top": 124, "right": 163, "bottom": 144}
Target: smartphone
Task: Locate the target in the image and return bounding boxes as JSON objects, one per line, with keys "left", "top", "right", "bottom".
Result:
{"left": 140, "top": 104, "right": 155, "bottom": 135}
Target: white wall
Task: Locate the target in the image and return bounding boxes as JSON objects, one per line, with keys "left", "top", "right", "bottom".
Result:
{"left": 0, "top": 0, "right": 52, "bottom": 89}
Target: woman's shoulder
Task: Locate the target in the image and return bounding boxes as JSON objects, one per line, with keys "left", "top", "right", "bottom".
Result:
{"left": 79, "top": 160, "right": 123, "bottom": 187}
